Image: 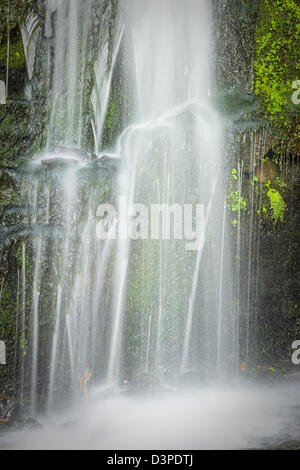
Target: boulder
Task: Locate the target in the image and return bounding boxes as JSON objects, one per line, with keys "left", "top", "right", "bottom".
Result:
{"left": 25, "top": 417, "right": 43, "bottom": 430}
{"left": 41, "top": 157, "right": 79, "bottom": 171}
{"left": 0, "top": 394, "right": 23, "bottom": 427}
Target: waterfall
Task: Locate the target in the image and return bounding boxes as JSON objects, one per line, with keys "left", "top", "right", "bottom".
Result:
{"left": 107, "top": 0, "right": 235, "bottom": 382}
{"left": 20, "top": 242, "right": 26, "bottom": 401}
{"left": 20, "top": 13, "right": 40, "bottom": 82}
{"left": 21, "top": 0, "right": 236, "bottom": 412}
{"left": 91, "top": 5, "right": 124, "bottom": 154}
{"left": 46, "top": 0, "right": 94, "bottom": 147}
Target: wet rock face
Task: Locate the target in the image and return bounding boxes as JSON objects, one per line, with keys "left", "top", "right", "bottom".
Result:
{"left": 214, "top": 0, "right": 257, "bottom": 92}
{"left": 0, "top": 394, "right": 23, "bottom": 427}
{"left": 254, "top": 159, "right": 279, "bottom": 184}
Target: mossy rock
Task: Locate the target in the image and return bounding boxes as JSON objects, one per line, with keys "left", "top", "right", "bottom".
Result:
{"left": 0, "top": 25, "right": 25, "bottom": 69}
{"left": 254, "top": 0, "right": 300, "bottom": 152}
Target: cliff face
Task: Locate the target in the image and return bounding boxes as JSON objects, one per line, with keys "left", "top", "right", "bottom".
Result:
{"left": 0, "top": 0, "right": 114, "bottom": 398}
{"left": 0, "top": 2, "right": 37, "bottom": 396}
{"left": 0, "top": 0, "right": 299, "bottom": 399}
{"left": 214, "top": 0, "right": 300, "bottom": 367}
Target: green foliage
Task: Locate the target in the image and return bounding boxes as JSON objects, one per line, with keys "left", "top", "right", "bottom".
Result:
{"left": 228, "top": 169, "right": 247, "bottom": 222}
{"left": 257, "top": 205, "right": 267, "bottom": 215}
{"left": 254, "top": 0, "right": 300, "bottom": 145}
{"left": 265, "top": 180, "right": 287, "bottom": 223}
{"left": 229, "top": 191, "right": 247, "bottom": 212}
{"left": 0, "top": 33, "right": 25, "bottom": 68}
{"left": 231, "top": 168, "right": 238, "bottom": 181}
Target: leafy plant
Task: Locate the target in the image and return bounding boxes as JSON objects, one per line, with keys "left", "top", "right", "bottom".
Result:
{"left": 265, "top": 180, "right": 287, "bottom": 223}
{"left": 228, "top": 169, "right": 247, "bottom": 216}
{"left": 229, "top": 191, "right": 247, "bottom": 212}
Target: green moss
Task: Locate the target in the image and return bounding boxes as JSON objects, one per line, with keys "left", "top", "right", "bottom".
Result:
{"left": 254, "top": 0, "right": 300, "bottom": 148}
{"left": 0, "top": 287, "right": 16, "bottom": 341}
{"left": 0, "top": 28, "right": 25, "bottom": 68}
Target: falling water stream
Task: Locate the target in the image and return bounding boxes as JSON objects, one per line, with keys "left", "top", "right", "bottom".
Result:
{"left": 19, "top": 0, "right": 236, "bottom": 411}
{"left": 1, "top": 0, "right": 300, "bottom": 450}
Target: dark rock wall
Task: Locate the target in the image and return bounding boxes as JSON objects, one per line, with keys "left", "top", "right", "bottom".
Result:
{"left": 214, "top": 0, "right": 300, "bottom": 368}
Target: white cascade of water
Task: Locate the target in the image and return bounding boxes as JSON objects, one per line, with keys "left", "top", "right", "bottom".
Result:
{"left": 46, "top": 0, "right": 93, "bottom": 147}
{"left": 106, "top": 0, "right": 235, "bottom": 383}
{"left": 91, "top": 6, "right": 124, "bottom": 154}
{"left": 20, "top": 13, "right": 40, "bottom": 100}
{"left": 23, "top": 0, "right": 236, "bottom": 412}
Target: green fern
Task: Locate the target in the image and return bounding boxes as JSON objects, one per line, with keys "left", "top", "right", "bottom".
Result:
{"left": 266, "top": 181, "right": 287, "bottom": 223}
